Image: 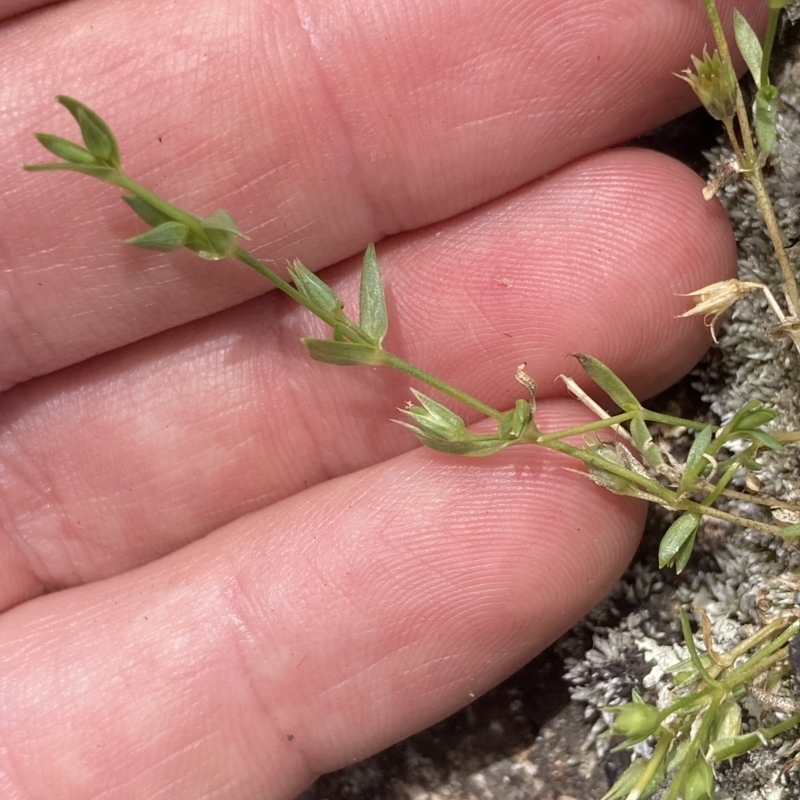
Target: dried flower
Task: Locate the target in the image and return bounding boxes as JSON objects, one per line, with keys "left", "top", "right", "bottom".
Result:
{"left": 678, "top": 279, "right": 764, "bottom": 341}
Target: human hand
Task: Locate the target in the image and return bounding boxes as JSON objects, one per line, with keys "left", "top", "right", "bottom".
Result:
{"left": 0, "top": 1, "right": 765, "bottom": 797}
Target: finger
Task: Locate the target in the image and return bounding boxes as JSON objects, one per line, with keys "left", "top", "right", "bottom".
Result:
{"left": 0, "top": 1, "right": 58, "bottom": 22}
{"left": 0, "top": 147, "right": 735, "bottom": 607}
{"left": 1, "top": 0, "right": 765, "bottom": 387}
{"left": 0, "top": 399, "right": 644, "bottom": 800}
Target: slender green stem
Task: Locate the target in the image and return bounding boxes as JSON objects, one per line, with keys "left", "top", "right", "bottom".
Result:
{"left": 722, "top": 117, "right": 746, "bottom": 165}
{"left": 379, "top": 352, "right": 503, "bottom": 420}
{"left": 747, "top": 169, "right": 800, "bottom": 317}
{"left": 536, "top": 410, "right": 713, "bottom": 444}
{"left": 628, "top": 729, "right": 673, "bottom": 800}
{"left": 760, "top": 713, "right": 800, "bottom": 740}
{"left": 113, "top": 173, "right": 201, "bottom": 230}
{"left": 722, "top": 620, "right": 800, "bottom": 687}
{"left": 682, "top": 610, "right": 724, "bottom": 689}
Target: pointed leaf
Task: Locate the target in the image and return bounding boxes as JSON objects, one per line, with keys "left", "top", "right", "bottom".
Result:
{"left": 358, "top": 243, "right": 388, "bottom": 345}
{"left": 686, "top": 425, "right": 714, "bottom": 472}
{"left": 408, "top": 388, "right": 463, "bottom": 425}
{"left": 733, "top": 10, "right": 763, "bottom": 87}
{"left": 720, "top": 400, "right": 776, "bottom": 437}
{"left": 33, "top": 133, "right": 98, "bottom": 165}
{"left": 572, "top": 353, "right": 641, "bottom": 411}
{"left": 658, "top": 513, "right": 701, "bottom": 571}
{"left": 746, "top": 430, "right": 783, "bottom": 451}
{"left": 122, "top": 195, "right": 174, "bottom": 227}
{"left": 198, "top": 210, "right": 247, "bottom": 257}
{"left": 56, "top": 95, "right": 120, "bottom": 168}
{"left": 677, "top": 424, "right": 714, "bottom": 495}
{"left": 126, "top": 221, "right": 189, "bottom": 251}
{"left": 22, "top": 162, "right": 119, "bottom": 181}
{"left": 302, "top": 338, "right": 382, "bottom": 366}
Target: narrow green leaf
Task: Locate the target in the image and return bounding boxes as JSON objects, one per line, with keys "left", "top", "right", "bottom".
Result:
{"left": 302, "top": 338, "right": 382, "bottom": 366}
{"left": 126, "top": 221, "right": 189, "bottom": 251}
{"left": 755, "top": 84, "right": 779, "bottom": 154}
{"left": 56, "top": 95, "right": 121, "bottom": 168}
{"left": 33, "top": 133, "right": 98, "bottom": 165}
{"left": 122, "top": 195, "right": 174, "bottom": 227}
{"left": 358, "top": 243, "right": 388, "bottom": 346}
{"left": 674, "top": 529, "right": 698, "bottom": 573}
{"left": 572, "top": 353, "right": 641, "bottom": 411}
{"left": 658, "top": 513, "right": 701, "bottom": 571}
{"left": 720, "top": 400, "right": 776, "bottom": 437}
{"left": 677, "top": 424, "right": 714, "bottom": 495}
{"left": 22, "top": 162, "right": 119, "bottom": 181}
{"left": 686, "top": 425, "right": 714, "bottom": 470}
{"left": 733, "top": 10, "right": 763, "bottom": 87}
{"left": 600, "top": 756, "right": 661, "bottom": 800}
{"left": 290, "top": 261, "right": 344, "bottom": 317}
{"left": 746, "top": 430, "right": 783, "bottom": 451}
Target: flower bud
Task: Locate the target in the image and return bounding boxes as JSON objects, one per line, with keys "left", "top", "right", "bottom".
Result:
{"left": 605, "top": 696, "right": 661, "bottom": 743}
{"left": 678, "top": 50, "right": 739, "bottom": 120}
{"left": 678, "top": 49, "right": 738, "bottom": 121}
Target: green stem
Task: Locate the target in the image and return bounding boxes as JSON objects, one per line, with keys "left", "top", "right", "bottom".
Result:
{"left": 379, "top": 352, "right": 503, "bottom": 420}
{"left": 628, "top": 729, "right": 673, "bottom": 800}
{"left": 681, "top": 609, "right": 724, "bottom": 689}
{"left": 747, "top": 168, "right": 800, "bottom": 317}
{"left": 722, "top": 619, "right": 800, "bottom": 687}
{"left": 113, "top": 173, "right": 201, "bottom": 231}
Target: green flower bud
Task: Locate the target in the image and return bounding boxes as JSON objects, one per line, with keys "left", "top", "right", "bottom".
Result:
{"left": 604, "top": 697, "right": 661, "bottom": 743}
{"left": 679, "top": 49, "right": 738, "bottom": 121}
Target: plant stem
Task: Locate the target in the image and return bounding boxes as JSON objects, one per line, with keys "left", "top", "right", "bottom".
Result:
{"left": 747, "top": 170, "right": 800, "bottom": 319}
{"left": 379, "top": 352, "right": 503, "bottom": 420}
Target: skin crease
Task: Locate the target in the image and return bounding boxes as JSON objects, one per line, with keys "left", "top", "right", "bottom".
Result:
{"left": 0, "top": 0, "right": 768, "bottom": 798}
